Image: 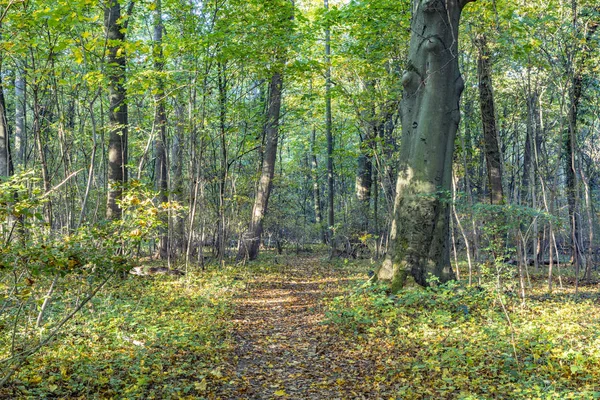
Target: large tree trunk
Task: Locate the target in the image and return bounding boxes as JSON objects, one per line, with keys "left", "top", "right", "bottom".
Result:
{"left": 237, "top": 73, "right": 283, "bottom": 261}
{"left": 153, "top": 0, "right": 169, "bottom": 259}
{"left": 378, "top": 0, "right": 473, "bottom": 290}
{"left": 105, "top": 0, "right": 129, "bottom": 220}
{"left": 476, "top": 34, "right": 504, "bottom": 205}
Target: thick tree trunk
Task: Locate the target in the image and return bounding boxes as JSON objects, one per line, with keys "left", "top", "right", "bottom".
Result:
{"left": 153, "top": 0, "right": 169, "bottom": 259}
{"left": 238, "top": 73, "right": 283, "bottom": 261}
{"left": 105, "top": 0, "right": 129, "bottom": 220}
{"left": 378, "top": 0, "right": 473, "bottom": 289}
{"left": 476, "top": 34, "right": 503, "bottom": 205}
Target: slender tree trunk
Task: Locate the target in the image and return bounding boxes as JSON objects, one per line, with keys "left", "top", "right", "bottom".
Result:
{"left": 172, "top": 105, "right": 185, "bottom": 257}
{"left": 452, "top": 174, "right": 473, "bottom": 285}
{"left": 237, "top": 72, "right": 283, "bottom": 261}
{"left": 476, "top": 34, "right": 503, "bottom": 205}
{"left": 565, "top": 71, "right": 582, "bottom": 275}
{"left": 0, "top": 46, "right": 13, "bottom": 178}
{"left": 15, "top": 64, "right": 26, "bottom": 167}
{"left": 153, "top": 0, "right": 169, "bottom": 258}
{"left": 581, "top": 168, "right": 594, "bottom": 281}
{"left": 105, "top": 0, "right": 130, "bottom": 220}
{"left": 461, "top": 100, "right": 480, "bottom": 268}
{"left": 356, "top": 124, "right": 374, "bottom": 231}
{"left": 217, "top": 62, "right": 228, "bottom": 264}
{"left": 32, "top": 91, "right": 52, "bottom": 225}
{"left": 310, "top": 127, "right": 326, "bottom": 244}
{"left": 564, "top": 0, "right": 599, "bottom": 281}
{"left": 378, "top": 0, "right": 473, "bottom": 289}
{"left": 325, "top": 0, "right": 334, "bottom": 242}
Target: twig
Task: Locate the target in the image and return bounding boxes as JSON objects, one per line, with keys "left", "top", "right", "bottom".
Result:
{"left": 496, "top": 291, "right": 520, "bottom": 371}
{"left": 40, "top": 169, "right": 83, "bottom": 200}
{"left": 36, "top": 275, "right": 58, "bottom": 328}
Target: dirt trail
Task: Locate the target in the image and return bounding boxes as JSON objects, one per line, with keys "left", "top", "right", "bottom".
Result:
{"left": 216, "top": 256, "right": 378, "bottom": 399}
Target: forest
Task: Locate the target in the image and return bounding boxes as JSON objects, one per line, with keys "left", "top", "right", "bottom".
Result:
{"left": 1, "top": 0, "right": 600, "bottom": 398}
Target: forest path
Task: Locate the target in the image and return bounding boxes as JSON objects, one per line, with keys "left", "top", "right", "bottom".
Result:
{"left": 216, "top": 255, "right": 378, "bottom": 399}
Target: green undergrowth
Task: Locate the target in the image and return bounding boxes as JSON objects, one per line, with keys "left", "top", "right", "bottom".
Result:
{"left": 325, "top": 279, "right": 600, "bottom": 399}
{"left": 1, "top": 267, "right": 242, "bottom": 399}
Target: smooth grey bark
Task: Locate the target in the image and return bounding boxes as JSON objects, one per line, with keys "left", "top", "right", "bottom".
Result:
{"left": 378, "top": 0, "right": 473, "bottom": 289}
{"left": 14, "top": 66, "right": 25, "bottom": 168}
{"left": 237, "top": 73, "right": 283, "bottom": 261}
{"left": 105, "top": 0, "right": 130, "bottom": 220}
{"left": 153, "top": 0, "right": 169, "bottom": 258}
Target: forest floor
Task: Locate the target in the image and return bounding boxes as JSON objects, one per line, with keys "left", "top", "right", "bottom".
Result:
{"left": 214, "top": 255, "right": 387, "bottom": 399}
{"left": 3, "top": 252, "right": 600, "bottom": 399}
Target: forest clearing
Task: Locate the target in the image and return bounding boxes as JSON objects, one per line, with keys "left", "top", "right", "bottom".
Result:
{"left": 1, "top": 0, "right": 600, "bottom": 398}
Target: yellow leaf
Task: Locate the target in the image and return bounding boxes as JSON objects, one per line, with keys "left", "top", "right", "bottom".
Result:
{"left": 194, "top": 378, "right": 207, "bottom": 392}
{"left": 274, "top": 390, "right": 286, "bottom": 396}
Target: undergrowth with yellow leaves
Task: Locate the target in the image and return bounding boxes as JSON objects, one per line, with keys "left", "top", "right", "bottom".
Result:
{"left": 1, "top": 268, "right": 241, "bottom": 399}
{"left": 325, "top": 277, "right": 600, "bottom": 399}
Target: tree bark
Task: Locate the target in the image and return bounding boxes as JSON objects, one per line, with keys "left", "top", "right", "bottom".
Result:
{"left": 0, "top": 46, "right": 13, "bottom": 178}
{"left": 172, "top": 105, "right": 186, "bottom": 257}
{"left": 476, "top": 34, "right": 503, "bottom": 205}
{"left": 237, "top": 73, "right": 283, "bottom": 261}
{"left": 356, "top": 121, "right": 376, "bottom": 231}
{"left": 310, "top": 127, "right": 326, "bottom": 244}
{"left": 153, "top": 0, "right": 169, "bottom": 258}
{"left": 378, "top": 0, "right": 473, "bottom": 289}
{"left": 325, "top": 0, "right": 334, "bottom": 242}
{"left": 14, "top": 65, "right": 25, "bottom": 167}
{"left": 105, "top": 0, "right": 129, "bottom": 220}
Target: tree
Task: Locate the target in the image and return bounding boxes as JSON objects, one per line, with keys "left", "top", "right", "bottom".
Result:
{"left": 0, "top": 31, "right": 12, "bottom": 179}
{"left": 153, "top": 0, "right": 169, "bottom": 258}
{"left": 378, "top": 0, "right": 474, "bottom": 289}
{"left": 325, "top": 0, "right": 334, "bottom": 243}
{"left": 105, "top": 0, "right": 132, "bottom": 220}
{"left": 476, "top": 34, "right": 504, "bottom": 205}
{"left": 237, "top": 73, "right": 284, "bottom": 260}
{"left": 237, "top": 0, "right": 294, "bottom": 261}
